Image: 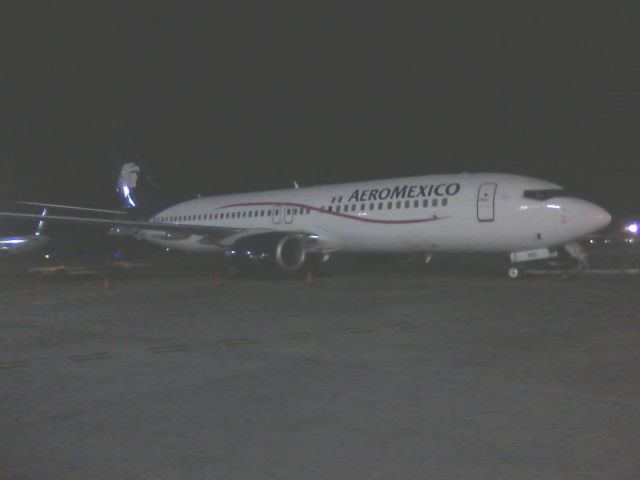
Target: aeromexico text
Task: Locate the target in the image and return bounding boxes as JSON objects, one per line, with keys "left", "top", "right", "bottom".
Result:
{"left": 348, "top": 183, "right": 461, "bottom": 203}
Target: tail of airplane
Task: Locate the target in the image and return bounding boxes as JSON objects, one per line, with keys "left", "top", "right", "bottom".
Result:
{"left": 116, "top": 162, "right": 162, "bottom": 214}
{"left": 117, "top": 162, "right": 142, "bottom": 209}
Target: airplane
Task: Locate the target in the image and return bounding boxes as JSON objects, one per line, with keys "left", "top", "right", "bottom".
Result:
{"left": 0, "top": 163, "right": 611, "bottom": 278}
{"left": 0, "top": 209, "right": 49, "bottom": 255}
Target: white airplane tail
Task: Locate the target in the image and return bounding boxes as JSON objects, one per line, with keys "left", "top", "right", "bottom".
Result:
{"left": 116, "top": 162, "right": 163, "bottom": 214}
{"left": 117, "top": 162, "right": 142, "bottom": 209}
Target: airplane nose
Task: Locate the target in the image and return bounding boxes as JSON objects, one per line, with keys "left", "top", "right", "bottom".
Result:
{"left": 554, "top": 198, "right": 611, "bottom": 237}
{"left": 588, "top": 203, "right": 611, "bottom": 231}
{"left": 578, "top": 201, "right": 611, "bottom": 233}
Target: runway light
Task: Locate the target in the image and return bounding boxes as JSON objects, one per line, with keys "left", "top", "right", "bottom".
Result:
{"left": 624, "top": 222, "right": 638, "bottom": 234}
{"left": 0, "top": 238, "right": 27, "bottom": 245}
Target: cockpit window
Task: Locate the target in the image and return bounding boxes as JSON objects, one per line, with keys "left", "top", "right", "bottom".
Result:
{"left": 523, "top": 189, "right": 569, "bottom": 201}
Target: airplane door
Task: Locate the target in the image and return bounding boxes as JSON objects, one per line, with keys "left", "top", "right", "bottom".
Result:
{"left": 477, "top": 183, "right": 497, "bottom": 222}
{"left": 284, "top": 206, "right": 294, "bottom": 224}
{"left": 272, "top": 205, "right": 282, "bottom": 224}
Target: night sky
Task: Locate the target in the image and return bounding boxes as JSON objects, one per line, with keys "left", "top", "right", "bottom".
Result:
{"left": 1, "top": 1, "right": 639, "bottom": 216}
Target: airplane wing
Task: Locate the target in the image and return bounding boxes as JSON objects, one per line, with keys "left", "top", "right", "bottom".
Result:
{"left": 13, "top": 201, "right": 129, "bottom": 215}
{"left": 0, "top": 210, "right": 326, "bottom": 249}
{"left": 0, "top": 211, "right": 242, "bottom": 236}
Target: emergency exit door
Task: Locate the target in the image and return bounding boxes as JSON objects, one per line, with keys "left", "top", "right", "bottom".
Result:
{"left": 477, "top": 183, "right": 497, "bottom": 222}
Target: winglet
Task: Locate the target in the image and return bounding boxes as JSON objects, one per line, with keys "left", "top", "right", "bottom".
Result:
{"left": 35, "top": 208, "right": 47, "bottom": 236}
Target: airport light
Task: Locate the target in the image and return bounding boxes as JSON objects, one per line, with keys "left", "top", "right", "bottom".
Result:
{"left": 624, "top": 222, "right": 638, "bottom": 235}
{"left": 0, "top": 238, "right": 27, "bottom": 245}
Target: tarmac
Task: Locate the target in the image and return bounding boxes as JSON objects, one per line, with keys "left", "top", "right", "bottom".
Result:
{"left": 1, "top": 263, "right": 639, "bottom": 479}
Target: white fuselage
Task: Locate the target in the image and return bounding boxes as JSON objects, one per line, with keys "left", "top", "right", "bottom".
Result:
{"left": 141, "top": 173, "right": 610, "bottom": 256}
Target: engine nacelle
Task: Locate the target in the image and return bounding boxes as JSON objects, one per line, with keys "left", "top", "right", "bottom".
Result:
{"left": 226, "top": 232, "right": 307, "bottom": 272}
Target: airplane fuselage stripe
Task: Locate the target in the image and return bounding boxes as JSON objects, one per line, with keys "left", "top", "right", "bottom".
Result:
{"left": 216, "top": 201, "right": 449, "bottom": 225}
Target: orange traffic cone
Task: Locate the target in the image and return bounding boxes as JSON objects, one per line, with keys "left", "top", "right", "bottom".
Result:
{"left": 305, "top": 268, "right": 314, "bottom": 283}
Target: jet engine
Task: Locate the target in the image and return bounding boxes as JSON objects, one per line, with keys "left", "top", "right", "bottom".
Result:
{"left": 226, "top": 232, "right": 307, "bottom": 273}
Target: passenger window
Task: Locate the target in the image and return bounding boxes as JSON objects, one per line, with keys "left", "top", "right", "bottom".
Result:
{"left": 413, "top": 200, "right": 419, "bottom": 208}
{"left": 336, "top": 206, "right": 341, "bottom": 213}
{"left": 423, "top": 199, "right": 429, "bottom": 207}
{"left": 432, "top": 199, "right": 438, "bottom": 207}
{"left": 328, "top": 206, "right": 332, "bottom": 212}
{"left": 388, "top": 201, "right": 393, "bottom": 209}
{"left": 360, "top": 204, "right": 365, "bottom": 211}
{"left": 405, "top": 200, "right": 410, "bottom": 208}
{"left": 369, "top": 203, "right": 374, "bottom": 210}
{"left": 396, "top": 201, "right": 402, "bottom": 209}
{"left": 267, "top": 210, "right": 272, "bottom": 216}
{"left": 442, "top": 198, "right": 448, "bottom": 206}
{"left": 351, "top": 204, "right": 357, "bottom": 212}
{"left": 306, "top": 208, "right": 311, "bottom": 214}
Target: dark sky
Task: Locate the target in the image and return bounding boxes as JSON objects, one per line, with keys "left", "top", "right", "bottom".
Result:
{"left": 1, "top": 1, "right": 639, "bottom": 215}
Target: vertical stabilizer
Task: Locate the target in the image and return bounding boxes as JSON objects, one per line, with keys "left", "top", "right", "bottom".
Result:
{"left": 117, "top": 163, "right": 141, "bottom": 209}
{"left": 115, "top": 162, "right": 164, "bottom": 214}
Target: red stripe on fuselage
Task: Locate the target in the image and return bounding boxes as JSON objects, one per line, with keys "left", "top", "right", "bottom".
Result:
{"left": 216, "top": 201, "right": 448, "bottom": 225}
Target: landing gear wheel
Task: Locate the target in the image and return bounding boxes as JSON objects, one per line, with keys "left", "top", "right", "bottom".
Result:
{"left": 507, "top": 266, "right": 521, "bottom": 279}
